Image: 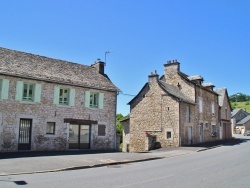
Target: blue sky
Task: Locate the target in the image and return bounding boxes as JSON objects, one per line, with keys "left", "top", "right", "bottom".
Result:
{"left": 1, "top": 0, "right": 250, "bottom": 116}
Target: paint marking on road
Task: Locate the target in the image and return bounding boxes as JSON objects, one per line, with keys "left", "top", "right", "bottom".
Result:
{"left": 117, "top": 174, "right": 175, "bottom": 187}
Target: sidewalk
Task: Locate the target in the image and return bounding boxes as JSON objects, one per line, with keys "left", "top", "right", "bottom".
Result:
{"left": 0, "top": 137, "right": 243, "bottom": 176}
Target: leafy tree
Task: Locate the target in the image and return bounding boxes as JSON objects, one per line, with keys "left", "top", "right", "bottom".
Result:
{"left": 230, "top": 93, "right": 250, "bottom": 102}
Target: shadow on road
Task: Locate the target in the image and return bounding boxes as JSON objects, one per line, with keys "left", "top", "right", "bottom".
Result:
{"left": 0, "top": 150, "right": 120, "bottom": 159}
{"left": 184, "top": 137, "right": 250, "bottom": 148}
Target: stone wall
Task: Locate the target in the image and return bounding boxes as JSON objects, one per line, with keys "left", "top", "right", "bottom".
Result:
{"left": 130, "top": 81, "right": 180, "bottom": 152}
{"left": 0, "top": 75, "right": 117, "bottom": 151}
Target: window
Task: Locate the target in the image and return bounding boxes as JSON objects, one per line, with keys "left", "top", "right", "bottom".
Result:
{"left": 23, "top": 83, "right": 34, "bottom": 101}
{"left": 46, "top": 122, "right": 55, "bottom": 134}
{"left": 90, "top": 92, "right": 99, "bottom": 108}
{"left": 0, "top": 79, "right": 10, "bottom": 100}
{"left": 166, "top": 131, "right": 172, "bottom": 139}
{"left": 186, "top": 106, "right": 190, "bottom": 123}
{"left": 53, "top": 86, "right": 75, "bottom": 106}
{"left": 225, "top": 108, "right": 228, "bottom": 119}
{"left": 199, "top": 98, "right": 203, "bottom": 113}
{"left": 98, "top": 125, "right": 106, "bottom": 136}
{"left": 0, "top": 79, "right": 2, "bottom": 98}
{"left": 15, "top": 81, "right": 41, "bottom": 102}
{"left": 212, "top": 125, "right": 216, "bottom": 135}
{"left": 211, "top": 102, "right": 215, "bottom": 115}
{"left": 59, "top": 88, "right": 69, "bottom": 105}
{"left": 85, "top": 91, "right": 104, "bottom": 109}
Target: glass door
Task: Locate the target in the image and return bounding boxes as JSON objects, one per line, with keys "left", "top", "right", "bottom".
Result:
{"left": 69, "top": 124, "right": 90, "bottom": 149}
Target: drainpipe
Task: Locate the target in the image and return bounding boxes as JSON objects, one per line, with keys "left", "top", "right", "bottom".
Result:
{"left": 179, "top": 100, "right": 181, "bottom": 146}
{"left": 114, "top": 91, "right": 118, "bottom": 150}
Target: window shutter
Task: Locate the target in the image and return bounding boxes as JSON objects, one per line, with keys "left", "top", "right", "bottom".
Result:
{"left": 53, "top": 86, "right": 60, "bottom": 105}
{"left": 15, "top": 81, "right": 23, "bottom": 101}
{"left": 98, "top": 93, "right": 104, "bottom": 109}
{"left": 69, "top": 88, "right": 75, "bottom": 106}
{"left": 85, "top": 91, "right": 90, "bottom": 108}
{"left": 1, "top": 79, "right": 10, "bottom": 100}
{"left": 34, "top": 83, "right": 42, "bottom": 102}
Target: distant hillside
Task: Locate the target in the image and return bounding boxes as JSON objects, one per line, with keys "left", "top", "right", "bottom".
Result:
{"left": 231, "top": 101, "right": 250, "bottom": 113}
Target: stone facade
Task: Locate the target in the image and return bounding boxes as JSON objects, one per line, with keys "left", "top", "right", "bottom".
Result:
{"left": 127, "top": 60, "right": 227, "bottom": 152}
{"left": 0, "top": 47, "right": 118, "bottom": 152}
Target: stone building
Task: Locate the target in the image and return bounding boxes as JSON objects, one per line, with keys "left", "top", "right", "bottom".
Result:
{"left": 214, "top": 88, "right": 232, "bottom": 139}
{"left": 231, "top": 109, "right": 249, "bottom": 134}
{"left": 126, "top": 60, "right": 229, "bottom": 152}
{"left": 0, "top": 47, "right": 119, "bottom": 152}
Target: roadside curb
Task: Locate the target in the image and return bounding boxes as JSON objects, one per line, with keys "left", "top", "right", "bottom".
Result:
{"left": 0, "top": 157, "right": 163, "bottom": 177}
{"left": 196, "top": 145, "right": 223, "bottom": 152}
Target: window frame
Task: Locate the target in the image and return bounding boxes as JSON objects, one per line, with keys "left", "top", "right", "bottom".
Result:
{"left": 90, "top": 92, "right": 99, "bottom": 108}
{"left": 166, "top": 131, "right": 172, "bottom": 140}
{"left": 46, "top": 122, "right": 56, "bottom": 135}
{"left": 0, "top": 79, "right": 2, "bottom": 98}
{"left": 59, "top": 88, "right": 69, "bottom": 105}
{"left": 186, "top": 106, "right": 191, "bottom": 123}
{"left": 22, "top": 83, "right": 35, "bottom": 102}
{"left": 199, "top": 98, "right": 203, "bottom": 113}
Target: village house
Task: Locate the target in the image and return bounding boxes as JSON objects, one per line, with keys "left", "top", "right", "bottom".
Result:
{"left": 0, "top": 47, "right": 119, "bottom": 152}
{"left": 214, "top": 88, "right": 232, "bottom": 139}
{"left": 231, "top": 109, "right": 249, "bottom": 134}
{"left": 122, "top": 60, "right": 231, "bottom": 152}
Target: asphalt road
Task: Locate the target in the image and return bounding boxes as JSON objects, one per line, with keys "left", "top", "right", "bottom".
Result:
{"left": 1, "top": 135, "right": 250, "bottom": 188}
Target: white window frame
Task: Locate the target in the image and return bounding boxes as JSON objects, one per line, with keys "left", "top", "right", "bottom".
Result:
{"left": 46, "top": 122, "right": 56, "bottom": 134}
{"left": 211, "top": 102, "right": 215, "bottom": 115}
{"left": 199, "top": 98, "right": 203, "bottom": 113}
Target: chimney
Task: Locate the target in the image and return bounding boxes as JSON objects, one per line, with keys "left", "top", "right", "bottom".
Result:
{"left": 163, "top": 60, "right": 180, "bottom": 82}
{"left": 148, "top": 70, "right": 159, "bottom": 85}
{"left": 91, "top": 59, "right": 105, "bottom": 75}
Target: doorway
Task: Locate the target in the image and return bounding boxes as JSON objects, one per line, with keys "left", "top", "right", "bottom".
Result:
{"left": 18, "top": 119, "right": 32, "bottom": 150}
{"left": 188, "top": 126, "right": 192, "bottom": 145}
{"left": 200, "top": 123, "right": 204, "bottom": 143}
{"left": 69, "top": 124, "right": 90, "bottom": 149}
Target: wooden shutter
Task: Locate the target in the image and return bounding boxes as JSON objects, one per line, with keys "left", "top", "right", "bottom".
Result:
{"left": 15, "top": 81, "right": 23, "bottom": 101}
{"left": 53, "top": 86, "right": 60, "bottom": 105}
{"left": 98, "top": 93, "right": 104, "bottom": 109}
{"left": 85, "top": 91, "right": 90, "bottom": 108}
{"left": 34, "top": 83, "right": 42, "bottom": 103}
{"left": 1, "top": 79, "right": 10, "bottom": 100}
{"left": 69, "top": 88, "right": 75, "bottom": 106}
{"left": 98, "top": 125, "right": 106, "bottom": 136}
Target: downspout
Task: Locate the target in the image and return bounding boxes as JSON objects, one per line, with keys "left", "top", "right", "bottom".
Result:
{"left": 179, "top": 100, "right": 181, "bottom": 146}
{"left": 114, "top": 91, "right": 119, "bottom": 150}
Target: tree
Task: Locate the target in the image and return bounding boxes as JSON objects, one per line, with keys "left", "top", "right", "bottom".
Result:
{"left": 229, "top": 93, "right": 250, "bottom": 102}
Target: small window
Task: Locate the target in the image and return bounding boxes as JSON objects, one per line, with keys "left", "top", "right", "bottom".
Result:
{"left": 98, "top": 125, "right": 106, "bottom": 136}
{"left": 199, "top": 98, "right": 203, "bottom": 113}
{"left": 211, "top": 102, "right": 215, "bottom": 115}
{"left": 59, "top": 88, "right": 69, "bottom": 105}
{"left": 0, "top": 79, "right": 2, "bottom": 98}
{"left": 23, "top": 83, "right": 34, "bottom": 101}
{"left": 212, "top": 125, "right": 216, "bottom": 134}
{"left": 46, "top": 122, "right": 55, "bottom": 134}
{"left": 186, "top": 106, "right": 191, "bottom": 123}
{"left": 90, "top": 92, "right": 99, "bottom": 108}
{"left": 166, "top": 131, "right": 172, "bottom": 139}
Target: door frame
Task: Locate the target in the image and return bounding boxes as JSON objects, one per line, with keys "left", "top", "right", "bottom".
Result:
{"left": 69, "top": 124, "right": 91, "bottom": 149}
{"left": 18, "top": 118, "right": 32, "bottom": 150}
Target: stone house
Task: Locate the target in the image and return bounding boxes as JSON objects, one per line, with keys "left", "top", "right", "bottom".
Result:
{"left": 214, "top": 88, "right": 232, "bottom": 139}
{"left": 125, "top": 60, "right": 228, "bottom": 152}
{"left": 236, "top": 115, "right": 250, "bottom": 134}
{"left": 0, "top": 47, "right": 119, "bottom": 152}
{"left": 231, "top": 109, "right": 249, "bottom": 134}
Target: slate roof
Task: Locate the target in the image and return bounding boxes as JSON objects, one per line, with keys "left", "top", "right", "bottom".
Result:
{"left": 214, "top": 88, "right": 225, "bottom": 107}
{"left": 237, "top": 115, "right": 250, "bottom": 125}
{"left": 158, "top": 80, "right": 195, "bottom": 104}
{"left": 0, "top": 47, "right": 118, "bottom": 91}
{"left": 231, "top": 109, "right": 241, "bottom": 117}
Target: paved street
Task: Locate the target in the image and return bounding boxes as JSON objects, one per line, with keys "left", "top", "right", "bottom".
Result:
{"left": 0, "top": 135, "right": 249, "bottom": 187}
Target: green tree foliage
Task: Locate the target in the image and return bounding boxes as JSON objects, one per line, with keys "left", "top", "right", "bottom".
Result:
{"left": 229, "top": 93, "right": 250, "bottom": 102}
{"left": 116, "top": 113, "right": 124, "bottom": 135}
